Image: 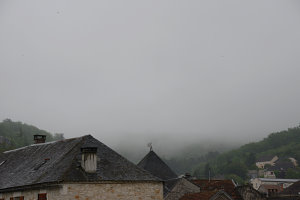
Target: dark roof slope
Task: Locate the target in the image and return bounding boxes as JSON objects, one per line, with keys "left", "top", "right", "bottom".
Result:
{"left": 191, "top": 180, "right": 242, "bottom": 200}
{"left": 268, "top": 158, "right": 295, "bottom": 171}
{"left": 281, "top": 181, "right": 300, "bottom": 196}
{"left": 137, "top": 150, "right": 177, "bottom": 180}
{"left": 257, "top": 155, "right": 276, "bottom": 162}
{"left": 0, "top": 135, "right": 159, "bottom": 191}
{"left": 164, "top": 178, "right": 180, "bottom": 195}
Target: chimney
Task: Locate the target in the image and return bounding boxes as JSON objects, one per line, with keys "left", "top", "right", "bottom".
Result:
{"left": 81, "top": 147, "right": 98, "bottom": 173}
{"left": 34, "top": 135, "right": 46, "bottom": 144}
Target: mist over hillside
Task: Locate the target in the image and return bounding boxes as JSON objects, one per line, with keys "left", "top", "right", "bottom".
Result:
{"left": 2, "top": 119, "right": 300, "bottom": 183}
{"left": 115, "top": 138, "right": 243, "bottom": 164}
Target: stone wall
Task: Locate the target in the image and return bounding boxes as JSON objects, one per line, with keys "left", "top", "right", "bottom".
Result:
{"left": 0, "top": 182, "right": 163, "bottom": 200}
{"left": 236, "top": 185, "right": 266, "bottom": 200}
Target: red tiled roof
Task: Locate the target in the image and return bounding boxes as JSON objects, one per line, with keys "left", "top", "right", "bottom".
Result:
{"left": 179, "top": 191, "right": 218, "bottom": 200}
{"left": 191, "top": 179, "right": 242, "bottom": 200}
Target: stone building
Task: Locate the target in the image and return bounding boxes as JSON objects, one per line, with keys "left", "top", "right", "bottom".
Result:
{"left": 0, "top": 135, "right": 163, "bottom": 200}
{"left": 280, "top": 180, "right": 300, "bottom": 197}
{"left": 258, "top": 184, "right": 283, "bottom": 197}
{"left": 164, "top": 178, "right": 200, "bottom": 200}
{"left": 251, "top": 178, "right": 300, "bottom": 191}
{"left": 256, "top": 156, "right": 279, "bottom": 169}
{"left": 236, "top": 185, "right": 266, "bottom": 200}
{"left": 137, "top": 150, "right": 178, "bottom": 181}
{"left": 138, "top": 150, "right": 200, "bottom": 200}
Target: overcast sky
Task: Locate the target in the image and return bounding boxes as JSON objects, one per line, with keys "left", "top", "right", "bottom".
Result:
{"left": 1, "top": 0, "right": 300, "bottom": 151}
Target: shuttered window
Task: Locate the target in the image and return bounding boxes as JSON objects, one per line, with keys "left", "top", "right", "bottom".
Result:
{"left": 38, "top": 193, "right": 47, "bottom": 200}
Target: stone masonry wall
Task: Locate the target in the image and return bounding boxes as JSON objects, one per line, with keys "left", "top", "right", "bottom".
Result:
{"left": 0, "top": 182, "right": 163, "bottom": 200}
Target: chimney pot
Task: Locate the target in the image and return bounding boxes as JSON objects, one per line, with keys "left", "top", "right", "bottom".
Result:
{"left": 34, "top": 135, "right": 46, "bottom": 144}
{"left": 81, "top": 147, "right": 98, "bottom": 173}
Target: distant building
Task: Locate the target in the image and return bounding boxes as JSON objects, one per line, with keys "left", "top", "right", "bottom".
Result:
{"left": 268, "top": 158, "right": 296, "bottom": 173}
{"left": 236, "top": 185, "right": 266, "bottom": 200}
{"left": 251, "top": 178, "right": 300, "bottom": 191}
{"left": 260, "top": 157, "right": 298, "bottom": 179}
{"left": 258, "top": 184, "right": 283, "bottom": 197}
{"left": 191, "top": 179, "right": 243, "bottom": 200}
{"left": 264, "top": 171, "right": 277, "bottom": 179}
{"left": 256, "top": 155, "right": 279, "bottom": 169}
{"left": 0, "top": 135, "right": 163, "bottom": 200}
{"left": 179, "top": 190, "right": 234, "bottom": 200}
{"left": 280, "top": 180, "right": 300, "bottom": 197}
{"left": 248, "top": 170, "right": 259, "bottom": 179}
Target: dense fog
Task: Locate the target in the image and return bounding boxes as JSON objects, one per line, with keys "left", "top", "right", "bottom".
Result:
{"left": 1, "top": 0, "right": 300, "bottom": 157}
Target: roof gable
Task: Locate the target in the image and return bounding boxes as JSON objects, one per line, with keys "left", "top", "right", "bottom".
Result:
{"left": 137, "top": 150, "right": 177, "bottom": 180}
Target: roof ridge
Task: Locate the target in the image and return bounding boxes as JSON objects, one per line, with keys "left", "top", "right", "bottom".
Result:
{"left": 3, "top": 135, "right": 89, "bottom": 154}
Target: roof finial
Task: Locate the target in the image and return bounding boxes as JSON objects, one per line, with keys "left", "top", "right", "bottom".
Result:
{"left": 147, "top": 142, "right": 153, "bottom": 151}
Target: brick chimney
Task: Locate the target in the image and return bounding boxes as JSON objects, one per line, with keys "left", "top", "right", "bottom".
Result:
{"left": 81, "top": 147, "right": 98, "bottom": 173}
{"left": 34, "top": 135, "right": 46, "bottom": 144}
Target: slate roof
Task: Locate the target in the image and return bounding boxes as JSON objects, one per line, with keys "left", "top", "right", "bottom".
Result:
{"left": 191, "top": 180, "right": 242, "bottom": 200}
{"left": 0, "top": 135, "right": 160, "bottom": 192}
{"left": 268, "top": 159, "right": 295, "bottom": 171}
{"left": 257, "top": 155, "right": 277, "bottom": 162}
{"left": 164, "top": 178, "right": 181, "bottom": 195}
{"left": 137, "top": 150, "right": 177, "bottom": 180}
{"left": 280, "top": 181, "right": 300, "bottom": 196}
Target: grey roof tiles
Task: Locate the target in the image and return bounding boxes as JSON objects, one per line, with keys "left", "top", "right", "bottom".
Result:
{"left": 0, "top": 135, "right": 159, "bottom": 191}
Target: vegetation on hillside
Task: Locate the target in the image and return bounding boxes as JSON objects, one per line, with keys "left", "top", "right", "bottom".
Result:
{"left": 1, "top": 118, "right": 300, "bottom": 184}
{"left": 0, "top": 119, "right": 64, "bottom": 153}
{"left": 191, "top": 125, "right": 300, "bottom": 183}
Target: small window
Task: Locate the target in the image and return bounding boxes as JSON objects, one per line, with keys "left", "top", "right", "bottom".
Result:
{"left": 38, "top": 193, "right": 47, "bottom": 200}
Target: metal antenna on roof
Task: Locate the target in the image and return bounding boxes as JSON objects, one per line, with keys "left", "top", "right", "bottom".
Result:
{"left": 147, "top": 142, "right": 153, "bottom": 151}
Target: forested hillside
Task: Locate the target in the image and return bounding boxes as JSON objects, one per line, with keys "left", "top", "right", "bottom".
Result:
{"left": 191, "top": 125, "right": 300, "bottom": 183}
{"left": 2, "top": 118, "right": 300, "bottom": 184}
{"left": 0, "top": 119, "right": 64, "bottom": 153}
